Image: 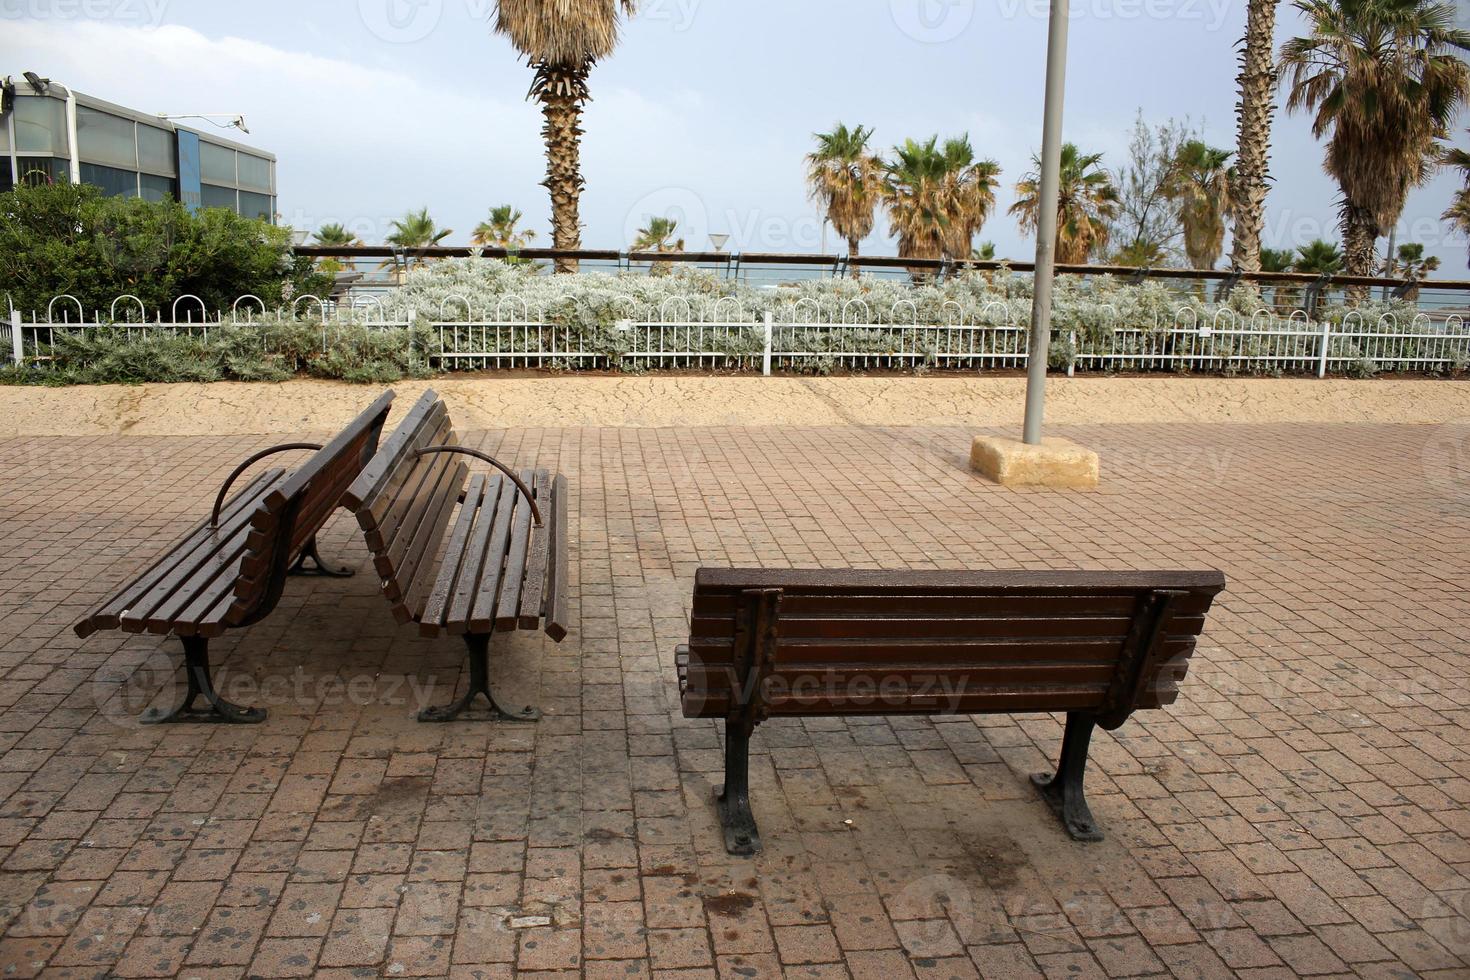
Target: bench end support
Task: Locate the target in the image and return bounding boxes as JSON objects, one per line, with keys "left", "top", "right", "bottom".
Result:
{"left": 1031, "top": 712, "right": 1103, "bottom": 842}
{"left": 717, "top": 729, "right": 760, "bottom": 856}
{"left": 418, "top": 634, "right": 541, "bottom": 723}
{"left": 141, "top": 637, "right": 267, "bottom": 725}
{"left": 288, "top": 536, "right": 355, "bottom": 578}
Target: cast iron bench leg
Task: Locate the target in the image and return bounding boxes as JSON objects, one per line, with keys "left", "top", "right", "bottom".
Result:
{"left": 717, "top": 727, "right": 760, "bottom": 856}
{"left": 288, "top": 535, "right": 354, "bottom": 578}
{"left": 418, "top": 634, "right": 541, "bottom": 723}
{"left": 142, "top": 636, "right": 267, "bottom": 725}
{"left": 1031, "top": 712, "right": 1104, "bottom": 841}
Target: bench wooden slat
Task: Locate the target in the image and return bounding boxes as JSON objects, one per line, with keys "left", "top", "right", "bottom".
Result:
{"left": 376, "top": 455, "right": 464, "bottom": 603}
{"left": 516, "top": 469, "right": 553, "bottom": 629}
{"left": 445, "top": 475, "right": 505, "bottom": 635}
{"left": 467, "top": 470, "right": 521, "bottom": 633}
{"left": 80, "top": 468, "right": 287, "bottom": 636}
{"left": 544, "top": 474, "right": 570, "bottom": 642}
{"left": 131, "top": 521, "right": 262, "bottom": 633}
{"left": 341, "top": 391, "right": 442, "bottom": 510}
{"left": 420, "top": 472, "right": 487, "bottom": 636}
{"left": 691, "top": 591, "right": 1213, "bottom": 618}
{"left": 363, "top": 414, "right": 454, "bottom": 550}
{"left": 493, "top": 468, "right": 536, "bottom": 631}
{"left": 395, "top": 461, "right": 470, "bottom": 620}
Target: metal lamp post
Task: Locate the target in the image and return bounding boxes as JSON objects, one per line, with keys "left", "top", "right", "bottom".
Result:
{"left": 1022, "top": 0, "right": 1071, "bottom": 445}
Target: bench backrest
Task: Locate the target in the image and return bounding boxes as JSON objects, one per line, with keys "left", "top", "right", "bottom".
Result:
{"left": 681, "top": 568, "right": 1226, "bottom": 730}
{"left": 223, "top": 390, "right": 396, "bottom": 627}
{"left": 340, "top": 390, "right": 467, "bottom": 623}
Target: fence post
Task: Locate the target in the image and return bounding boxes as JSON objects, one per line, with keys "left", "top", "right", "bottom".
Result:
{"left": 1067, "top": 329, "right": 1076, "bottom": 378}
{"left": 762, "top": 311, "right": 773, "bottom": 377}
{"left": 10, "top": 310, "right": 21, "bottom": 366}
{"left": 406, "top": 308, "right": 417, "bottom": 370}
{"left": 1317, "top": 319, "right": 1331, "bottom": 379}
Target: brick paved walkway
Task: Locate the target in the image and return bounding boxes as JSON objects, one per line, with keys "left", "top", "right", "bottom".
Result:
{"left": 0, "top": 421, "right": 1467, "bottom": 978}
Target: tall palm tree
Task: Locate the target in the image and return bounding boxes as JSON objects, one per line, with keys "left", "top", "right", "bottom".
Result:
{"left": 1010, "top": 143, "right": 1120, "bottom": 264}
{"left": 472, "top": 205, "right": 537, "bottom": 250}
{"left": 1165, "top": 141, "right": 1234, "bottom": 270}
{"left": 1231, "top": 0, "right": 1282, "bottom": 273}
{"left": 1281, "top": 0, "right": 1470, "bottom": 282}
{"left": 883, "top": 136, "right": 953, "bottom": 273}
{"left": 806, "top": 124, "right": 885, "bottom": 277}
{"left": 632, "top": 215, "right": 684, "bottom": 274}
{"left": 1443, "top": 138, "right": 1470, "bottom": 268}
{"left": 937, "top": 136, "right": 1002, "bottom": 261}
{"left": 494, "top": 0, "right": 636, "bottom": 273}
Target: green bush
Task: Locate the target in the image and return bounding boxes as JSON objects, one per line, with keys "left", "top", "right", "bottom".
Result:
{"left": 0, "top": 182, "right": 328, "bottom": 317}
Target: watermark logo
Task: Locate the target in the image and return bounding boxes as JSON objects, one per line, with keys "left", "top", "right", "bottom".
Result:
{"left": 889, "top": 0, "right": 975, "bottom": 43}
{"left": 359, "top": 0, "right": 443, "bottom": 43}
{"left": 90, "top": 648, "right": 181, "bottom": 730}
{"left": 1422, "top": 418, "right": 1470, "bottom": 497}
{"left": 0, "top": 0, "right": 170, "bottom": 27}
{"left": 641, "top": 0, "right": 701, "bottom": 32}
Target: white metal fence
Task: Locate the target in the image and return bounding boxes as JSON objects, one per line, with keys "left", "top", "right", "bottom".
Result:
{"left": 8, "top": 295, "right": 1469, "bottom": 379}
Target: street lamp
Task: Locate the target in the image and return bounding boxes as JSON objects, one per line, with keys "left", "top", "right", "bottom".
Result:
{"left": 156, "top": 113, "right": 250, "bottom": 135}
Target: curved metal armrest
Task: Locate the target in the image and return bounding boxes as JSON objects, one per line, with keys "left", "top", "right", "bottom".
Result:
{"left": 211, "top": 442, "right": 324, "bottom": 527}
{"left": 413, "top": 446, "right": 542, "bottom": 526}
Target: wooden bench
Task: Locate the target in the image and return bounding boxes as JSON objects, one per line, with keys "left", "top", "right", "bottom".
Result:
{"left": 341, "top": 390, "right": 568, "bottom": 722}
{"left": 74, "top": 391, "right": 396, "bottom": 724}
{"left": 676, "top": 567, "right": 1226, "bottom": 854}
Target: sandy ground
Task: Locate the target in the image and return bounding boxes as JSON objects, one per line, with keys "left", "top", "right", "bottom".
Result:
{"left": 0, "top": 376, "right": 1467, "bottom": 435}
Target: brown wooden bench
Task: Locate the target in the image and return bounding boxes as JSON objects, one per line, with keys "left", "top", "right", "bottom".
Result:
{"left": 74, "top": 391, "right": 396, "bottom": 724}
{"left": 676, "top": 567, "right": 1226, "bottom": 854}
{"left": 341, "top": 390, "right": 568, "bottom": 722}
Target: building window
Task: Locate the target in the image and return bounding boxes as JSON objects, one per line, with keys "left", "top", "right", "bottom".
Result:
{"left": 238, "top": 153, "right": 272, "bottom": 192}
{"left": 137, "top": 125, "right": 175, "bottom": 177}
{"left": 80, "top": 162, "right": 139, "bottom": 198}
{"left": 16, "top": 157, "right": 68, "bottom": 186}
{"left": 13, "top": 96, "right": 68, "bottom": 154}
{"left": 200, "top": 183, "right": 237, "bottom": 211}
{"left": 200, "top": 142, "right": 236, "bottom": 184}
{"left": 0, "top": 159, "right": 12, "bottom": 194}
{"left": 238, "top": 190, "right": 273, "bottom": 221}
{"left": 140, "top": 173, "right": 177, "bottom": 203}
{"left": 77, "top": 106, "right": 138, "bottom": 169}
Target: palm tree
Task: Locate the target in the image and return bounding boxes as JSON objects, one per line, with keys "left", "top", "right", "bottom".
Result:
{"left": 1231, "top": 0, "right": 1282, "bottom": 273}
{"left": 937, "top": 136, "right": 1002, "bottom": 261}
{"left": 1293, "top": 238, "right": 1344, "bottom": 313}
{"left": 472, "top": 205, "right": 537, "bottom": 251}
{"left": 1388, "top": 242, "right": 1440, "bottom": 299}
{"left": 311, "top": 223, "right": 362, "bottom": 276}
{"left": 1443, "top": 139, "right": 1470, "bottom": 268}
{"left": 883, "top": 137, "right": 953, "bottom": 274}
{"left": 805, "top": 124, "right": 884, "bottom": 277}
{"left": 1111, "top": 238, "right": 1168, "bottom": 268}
{"left": 494, "top": 0, "right": 636, "bottom": 273}
{"left": 383, "top": 208, "right": 452, "bottom": 280}
{"left": 1165, "top": 141, "right": 1234, "bottom": 270}
{"left": 1010, "top": 143, "right": 1120, "bottom": 264}
{"left": 1281, "top": 0, "right": 1470, "bottom": 282}
{"left": 971, "top": 242, "right": 997, "bottom": 261}
{"left": 1260, "top": 246, "right": 1298, "bottom": 311}
{"left": 632, "top": 215, "right": 684, "bottom": 274}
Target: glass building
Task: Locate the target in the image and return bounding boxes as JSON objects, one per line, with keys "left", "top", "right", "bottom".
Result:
{"left": 2, "top": 76, "right": 277, "bottom": 222}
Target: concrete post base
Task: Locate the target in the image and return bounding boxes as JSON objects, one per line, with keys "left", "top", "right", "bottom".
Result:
{"left": 970, "top": 435, "right": 1099, "bottom": 488}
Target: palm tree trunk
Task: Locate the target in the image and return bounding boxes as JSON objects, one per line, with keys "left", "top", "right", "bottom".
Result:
{"left": 534, "top": 64, "right": 589, "bottom": 274}
{"left": 1341, "top": 206, "right": 1378, "bottom": 303}
{"left": 1229, "top": 0, "right": 1280, "bottom": 274}
{"left": 848, "top": 236, "right": 861, "bottom": 279}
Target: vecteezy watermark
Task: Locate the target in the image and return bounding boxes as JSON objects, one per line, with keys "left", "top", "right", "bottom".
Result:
{"left": 0, "top": 0, "right": 170, "bottom": 26}
{"left": 995, "top": 0, "right": 1234, "bottom": 31}
{"left": 623, "top": 186, "right": 826, "bottom": 253}
{"left": 640, "top": 0, "right": 701, "bottom": 32}
{"left": 358, "top": 0, "right": 444, "bottom": 43}
{"left": 889, "top": 0, "right": 975, "bottom": 43}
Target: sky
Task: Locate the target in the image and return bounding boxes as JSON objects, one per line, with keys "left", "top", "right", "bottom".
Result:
{"left": 4, "top": 0, "right": 1469, "bottom": 271}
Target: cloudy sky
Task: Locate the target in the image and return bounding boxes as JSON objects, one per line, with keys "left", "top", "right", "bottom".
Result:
{"left": 5, "top": 0, "right": 1468, "bottom": 270}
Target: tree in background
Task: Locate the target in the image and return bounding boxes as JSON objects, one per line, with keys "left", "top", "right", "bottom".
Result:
{"left": 494, "top": 0, "right": 637, "bottom": 273}
{"left": 882, "top": 135, "right": 1002, "bottom": 273}
{"left": 1011, "top": 143, "right": 1120, "bottom": 264}
{"left": 1444, "top": 137, "right": 1470, "bottom": 268}
{"left": 1282, "top": 0, "right": 1470, "bottom": 281}
{"left": 384, "top": 207, "right": 453, "bottom": 281}
{"left": 0, "top": 182, "right": 325, "bottom": 315}
{"left": 971, "top": 242, "right": 997, "bottom": 261}
{"left": 1165, "top": 141, "right": 1235, "bottom": 271}
{"left": 1110, "top": 113, "right": 1196, "bottom": 265}
{"left": 1231, "top": 0, "right": 1282, "bottom": 273}
{"left": 1293, "top": 238, "right": 1345, "bottom": 313}
{"left": 1389, "top": 242, "right": 1440, "bottom": 299}
{"left": 632, "top": 215, "right": 684, "bottom": 274}
{"left": 311, "top": 222, "right": 362, "bottom": 276}
{"left": 472, "top": 205, "right": 537, "bottom": 250}
{"left": 1260, "top": 246, "right": 1299, "bottom": 311}
{"left": 806, "top": 124, "right": 885, "bottom": 278}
